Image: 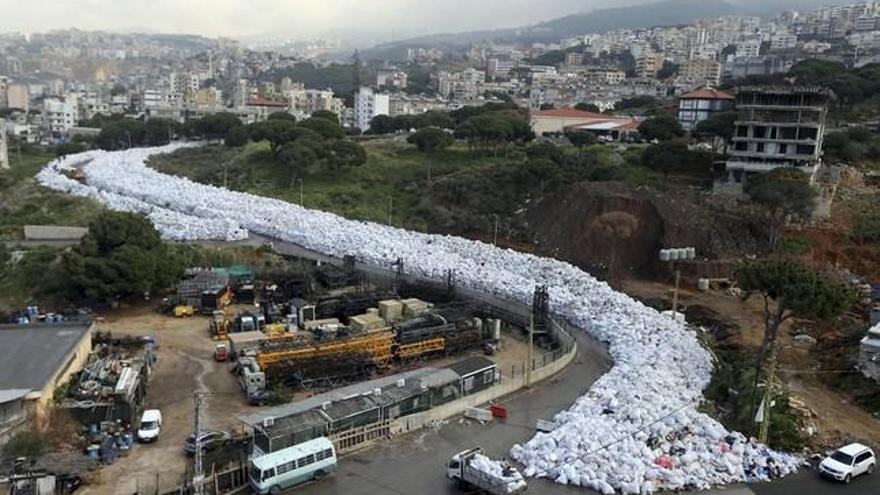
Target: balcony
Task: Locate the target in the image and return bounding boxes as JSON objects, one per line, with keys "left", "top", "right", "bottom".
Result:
{"left": 725, "top": 161, "right": 819, "bottom": 173}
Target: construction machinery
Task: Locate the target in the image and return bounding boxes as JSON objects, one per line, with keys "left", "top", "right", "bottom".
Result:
{"left": 210, "top": 310, "right": 231, "bottom": 340}
{"left": 173, "top": 304, "right": 195, "bottom": 318}
{"left": 214, "top": 344, "right": 229, "bottom": 362}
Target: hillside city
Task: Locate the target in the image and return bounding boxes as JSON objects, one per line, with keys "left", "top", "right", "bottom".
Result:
{"left": 1, "top": 1, "right": 880, "bottom": 495}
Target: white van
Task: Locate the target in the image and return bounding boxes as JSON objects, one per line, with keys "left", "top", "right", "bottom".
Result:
{"left": 137, "top": 409, "right": 162, "bottom": 443}
{"left": 249, "top": 437, "right": 336, "bottom": 494}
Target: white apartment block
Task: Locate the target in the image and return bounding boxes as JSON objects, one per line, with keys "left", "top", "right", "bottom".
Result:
{"left": 42, "top": 95, "right": 79, "bottom": 136}
{"left": 438, "top": 68, "right": 486, "bottom": 100}
{"left": 354, "top": 87, "right": 389, "bottom": 131}
{"left": 376, "top": 69, "right": 408, "bottom": 89}
{"left": 288, "top": 88, "right": 344, "bottom": 119}
{"left": 770, "top": 32, "right": 798, "bottom": 50}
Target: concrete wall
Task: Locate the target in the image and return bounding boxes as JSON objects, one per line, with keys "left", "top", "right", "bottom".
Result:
{"left": 390, "top": 342, "right": 576, "bottom": 436}
{"left": 32, "top": 323, "right": 94, "bottom": 426}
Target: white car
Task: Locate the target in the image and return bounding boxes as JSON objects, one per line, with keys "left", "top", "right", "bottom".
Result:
{"left": 137, "top": 409, "right": 162, "bottom": 443}
{"left": 819, "top": 443, "right": 875, "bottom": 483}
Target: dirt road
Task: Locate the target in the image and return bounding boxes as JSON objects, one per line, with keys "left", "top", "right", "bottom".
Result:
{"left": 80, "top": 305, "right": 250, "bottom": 495}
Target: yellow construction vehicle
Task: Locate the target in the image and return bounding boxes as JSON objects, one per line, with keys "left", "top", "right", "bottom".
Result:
{"left": 173, "top": 305, "right": 195, "bottom": 318}
{"left": 209, "top": 310, "right": 231, "bottom": 340}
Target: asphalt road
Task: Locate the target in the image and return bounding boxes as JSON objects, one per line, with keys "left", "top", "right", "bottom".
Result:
{"left": 296, "top": 329, "right": 612, "bottom": 495}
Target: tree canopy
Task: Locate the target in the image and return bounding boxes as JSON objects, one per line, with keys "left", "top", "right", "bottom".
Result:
{"left": 637, "top": 113, "right": 684, "bottom": 141}
{"left": 745, "top": 168, "right": 817, "bottom": 249}
{"left": 407, "top": 127, "right": 454, "bottom": 154}
{"left": 58, "top": 211, "right": 186, "bottom": 302}
{"left": 735, "top": 259, "right": 853, "bottom": 380}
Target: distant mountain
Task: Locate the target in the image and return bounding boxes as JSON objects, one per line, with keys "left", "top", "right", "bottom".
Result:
{"left": 362, "top": 0, "right": 739, "bottom": 61}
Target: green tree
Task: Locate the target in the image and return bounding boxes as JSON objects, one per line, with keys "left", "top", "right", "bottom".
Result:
{"left": 566, "top": 129, "right": 597, "bottom": 165}
{"left": 367, "top": 115, "right": 399, "bottom": 134}
{"left": 58, "top": 212, "right": 185, "bottom": 301}
{"left": 310, "top": 110, "right": 339, "bottom": 123}
{"left": 407, "top": 127, "right": 454, "bottom": 154}
{"left": 695, "top": 111, "right": 738, "bottom": 154}
{"left": 144, "top": 118, "right": 178, "bottom": 146}
{"left": 745, "top": 168, "right": 817, "bottom": 250}
{"left": 574, "top": 102, "right": 601, "bottom": 113}
{"left": 326, "top": 140, "right": 367, "bottom": 173}
{"left": 297, "top": 117, "right": 345, "bottom": 140}
{"left": 268, "top": 112, "right": 297, "bottom": 123}
{"left": 638, "top": 113, "right": 684, "bottom": 142}
{"left": 249, "top": 119, "right": 299, "bottom": 151}
{"left": 278, "top": 141, "right": 318, "bottom": 187}
{"left": 641, "top": 139, "right": 711, "bottom": 181}
{"left": 735, "top": 260, "right": 853, "bottom": 388}
{"left": 225, "top": 126, "right": 249, "bottom": 147}
{"left": 657, "top": 61, "right": 679, "bottom": 79}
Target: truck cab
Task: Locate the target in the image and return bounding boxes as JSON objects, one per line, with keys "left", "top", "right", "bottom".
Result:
{"left": 447, "top": 447, "right": 479, "bottom": 482}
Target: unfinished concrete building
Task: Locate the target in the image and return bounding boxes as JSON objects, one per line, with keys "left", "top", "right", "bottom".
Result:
{"left": 716, "top": 86, "right": 831, "bottom": 194}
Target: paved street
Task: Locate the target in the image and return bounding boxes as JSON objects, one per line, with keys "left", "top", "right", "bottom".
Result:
{"left": 297, "top": 329, "right": 612, "bottom": 495}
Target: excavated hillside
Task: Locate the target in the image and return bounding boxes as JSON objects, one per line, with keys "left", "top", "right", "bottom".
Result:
{"left": 523, "top": 181, "right": 769, "bottom": 277}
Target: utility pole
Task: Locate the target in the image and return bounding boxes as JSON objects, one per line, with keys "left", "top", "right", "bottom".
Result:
{"left": 671, "top": 268, "right": 682, "bottom": 316}
{"left": 659, "top": 248, "right": 695, "bottom": 322}
{"left": 387, "top": 196, "right": 393, "bottom": 225}
{"left": 492, "top": 215, "right": 499, "bottom": 246}
{"left": 298, "top": 178, "right": 304, "bottom": 206}
{"left": 193, "top": 392, "right": 205, "bottom": 495}
{"left": 526, "top": 312, "right": 534, "bottom": 387}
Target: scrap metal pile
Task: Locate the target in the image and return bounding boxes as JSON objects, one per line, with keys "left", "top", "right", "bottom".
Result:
{"left": 38, "top": 145, "right": 800, "bottom": 493}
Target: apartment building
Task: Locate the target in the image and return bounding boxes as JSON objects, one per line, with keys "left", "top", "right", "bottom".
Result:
{"left": 376, "top": 69, "right": 408, "bottom": 89}
{"left": 437, "top": 68, "right": 485, "bottom": 100}
{"left": 635, "top": 51, "right": 664, "bottom": 78}
{"left": 388, "top": 94, "right": 447, "bottom": 117}
{"left": 677, "top": 87, "right": 734, "bottom": 131}
{"left": 288, "top": 88, "right": 344, "bottom": 119}
{"left": 680, "top": 59, "right": 722, "bottom": 88}
{"left": 354, "top": 87, "right": 389, "bottom": 131}
{"left": 42, "top": 95, "right": 79, "bottom": 136}
{"left": 718, "top": 86, "right": 830, "bottom": 193}
{"left": 0, "top": 77, "right": 7, "bottom": 109}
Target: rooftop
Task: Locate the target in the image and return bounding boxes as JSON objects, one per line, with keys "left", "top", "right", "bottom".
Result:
{"left": 447, "top": 356, "right": 496, "bottom": 377}
{"left": 532, "top": 108, "right": 607, "bottom": 119}
{"left": 679, "top": 88, "right": 734, "bottom": 100}
{"left": 736, "top": 85, "right": 833, "bottom": 96}
{"left": 0, "top": 322, "right": 93, "bottom": 394}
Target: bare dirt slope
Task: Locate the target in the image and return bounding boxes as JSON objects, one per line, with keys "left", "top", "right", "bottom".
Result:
{"left": 523, "top": 181, "right": 768, "bottom": 277}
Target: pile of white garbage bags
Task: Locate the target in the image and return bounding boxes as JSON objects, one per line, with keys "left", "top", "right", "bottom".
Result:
{"left": 37, "top": 145, "right": 799, "bottom": 493}
{"left": 470, "top": 454, "right": 528, "bottom": 493}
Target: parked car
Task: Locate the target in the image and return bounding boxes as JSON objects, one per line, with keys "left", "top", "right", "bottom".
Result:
{"left": 819, "top": 443, "right": 876, "bottom": 483}
{"left": 137, "top": 409, "right": 162, "bottom": 443}
{"left": 184, "top": 430, "right": 232, "bottom": 455}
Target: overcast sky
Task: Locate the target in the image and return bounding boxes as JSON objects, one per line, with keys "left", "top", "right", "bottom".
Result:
{"left": 0, "top": 0, "right": 631, "bottom": 40}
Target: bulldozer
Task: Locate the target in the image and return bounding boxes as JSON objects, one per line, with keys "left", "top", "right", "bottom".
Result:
{"left": 209, "top": 310, "right": 231, "bottom": 340}
{"left": 173, "top": 304, "right": 196, "bottom": 318}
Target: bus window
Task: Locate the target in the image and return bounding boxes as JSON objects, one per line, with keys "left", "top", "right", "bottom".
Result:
{"left": 262, "top": 468, "right": 275, "bottom": 482}
{"left": 297, "top": 454, "right": 316, "bottom": 468}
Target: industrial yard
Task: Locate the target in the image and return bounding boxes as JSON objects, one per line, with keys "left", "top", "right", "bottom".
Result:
{"left": 62, "top": 251, "right": 555, "bottom": 495}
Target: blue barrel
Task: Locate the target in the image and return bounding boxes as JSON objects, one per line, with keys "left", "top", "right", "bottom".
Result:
{"left": 87, "top": 445, "right": 100, "bottom": 460}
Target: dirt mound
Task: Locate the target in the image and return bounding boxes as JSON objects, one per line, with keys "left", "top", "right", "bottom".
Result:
{"left": 523, "top": 182, "right": 768, "bottom": 276}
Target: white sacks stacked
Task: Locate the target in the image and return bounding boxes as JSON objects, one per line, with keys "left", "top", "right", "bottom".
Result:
{"left": 37, "top": 145, "right": 800, "bottom": 492}
{"left": 469, "top": 453, "right": 528, "bottom": 493}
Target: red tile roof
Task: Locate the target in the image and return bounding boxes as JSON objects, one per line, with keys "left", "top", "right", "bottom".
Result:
{"left": 532, "top": 108, "right": 608, "bottom": 119}
{"left": 679, "top": 88, "right": 734, "bottom": 100}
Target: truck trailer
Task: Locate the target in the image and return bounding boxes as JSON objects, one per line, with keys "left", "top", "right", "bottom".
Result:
{"left": 446, "top": 447, "right": 527, "bottom": 494}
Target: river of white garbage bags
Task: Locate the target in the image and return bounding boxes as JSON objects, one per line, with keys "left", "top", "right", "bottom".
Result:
{"left": 37, "top": 144, "right": 799, "bottom": 494}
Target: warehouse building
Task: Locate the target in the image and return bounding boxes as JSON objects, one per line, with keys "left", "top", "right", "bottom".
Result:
{"left": 0, "top": 321, "right": 94, "bottom": 443}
